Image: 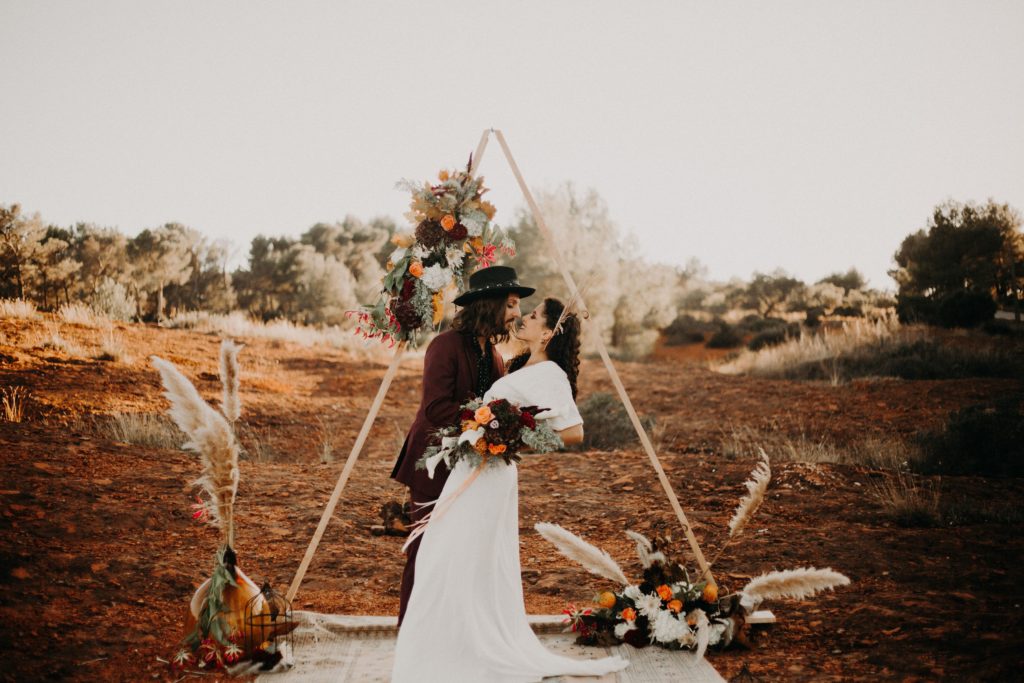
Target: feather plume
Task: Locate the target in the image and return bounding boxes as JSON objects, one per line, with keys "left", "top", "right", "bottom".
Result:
{"left": 535, "top": 523, "right": 629, "bottom": 586}
{"left": 741, "top": 567, "right": 850, "bottom": 604}
{"left": 728, "top": 448, "right": 771, "bottom": 538}
{"left": 625, "top": 530, "right": 655, "bottom": 568}
{"left": 691, "top": 608, "right": 710, "bottom": 660}
{"left": 219, "top": 339, "right": 243, "bottom": 423}
{"left": 151, "top": 356, "right": 211, "bottom": 437}
{"left": 152, "top": 356, "right": 240, "bottom": 545}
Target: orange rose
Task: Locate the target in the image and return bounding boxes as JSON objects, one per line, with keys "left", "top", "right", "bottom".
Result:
{"left": 409, "top": 261, "right": 424, "bottom": 278}
{"left": 440, "top": 214, "right": 456, "bottom": 231}
{"left": 667, "top": 599, "right": 682, "bottom": 613}
{"left": 474, "top": 439, "right": 488, "bottom": 454}
{"left": 474, "top": 406, "right": 493, "bottom": 424}
{"left": 488, "top": 443, "right": 507, "bottom": 455}
{"left": 620, "top": 607, "right": 636, "bottom": 622}
{"left": 702, "top": 582, "right": 718, "bottom": 603}
{"left": 656, "top": 585, "right": 673, "bottom": 601}
{"left": 597, "top": 592, "right": 617, "bottom": 609}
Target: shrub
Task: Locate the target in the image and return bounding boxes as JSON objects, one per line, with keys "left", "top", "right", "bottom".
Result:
{"left": 832, "top": 305, "right": 864, "bottom": 317}
{"left": 936, "top": 290, "right": 997, "bottom": 328}
{"left": 91, "top": 278, "right": 136, "bottom": 322}
{"left": 897, "top": 290, "right": 997, "bottom": 328}
{"left": 662, "top": 314, "right": 714, "bottom": 346}
{"left": 706, "top": 323, "right": 743, "bottom": 349}
{"left": 747, "top": 322, "right": 801, "bottom": 351}
{"left": 576, "top": 392, "right": 655, "bottom": 451}
{"left": 914, "top": 395, "right": 1024, "bottom": 477}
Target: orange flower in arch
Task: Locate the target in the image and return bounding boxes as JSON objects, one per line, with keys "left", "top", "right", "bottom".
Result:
{"left": 667, "top": 599, "right": 682, "bottom": 613}
{"left": 409, "top": 261, "right": 424, "bottom": 278}
{"left": 440, "top": 214, "right": 456, "bottom": 231}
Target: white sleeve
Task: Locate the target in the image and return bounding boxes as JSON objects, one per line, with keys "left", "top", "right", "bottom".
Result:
{"left": 542, "top": 373, "right": 582, "bottom": 432}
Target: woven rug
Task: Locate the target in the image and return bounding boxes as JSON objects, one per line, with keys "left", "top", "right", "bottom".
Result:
{"left": 255, "top": 612, "right": 725, "bottom": 682}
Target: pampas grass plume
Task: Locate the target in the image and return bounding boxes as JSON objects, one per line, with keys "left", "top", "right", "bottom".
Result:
{"left": 742, "top": 566, "right": 850, "bottom": 603}
{"left": 535, "top": 523, "right": 629, "bottom": 586}
{"left": 219, "top": 339, "right": 243, "bottom": 423}
{"left": 151, "top": 355, "right": 240, "bottom": 545}
{"left": 728, "top": 448, "right": 771, "bottom": 538}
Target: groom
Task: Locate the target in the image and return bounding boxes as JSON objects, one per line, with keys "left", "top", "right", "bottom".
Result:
{"left": 390, "top": 265, "right": 534, "bottom": 626}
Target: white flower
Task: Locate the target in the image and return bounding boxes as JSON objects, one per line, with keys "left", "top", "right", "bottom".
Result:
{"left": 651, "top": 609, "right": 691, "bottom": 645}
{"left": 634, "top": 593, "right": 663, "bottom": 618}
{"left": 623, "top": 585, "right": 643, "bottom": 602}
{"left": 389, "top": 247, "right": 407, "bottom": 264}
{"left": 458, "top": 427, "right": 484, "bottom": 446}
{"left": 420, "top": 264, "right": 452, "bottom": 292}
{"left": 412, "top": 245, "right": 430, "bottom": 259}
{"left": 614, "top": 621, "right": 636, "bottom": 639}
{"left": 446, "top": 246, "right": 466, "bottom": 266}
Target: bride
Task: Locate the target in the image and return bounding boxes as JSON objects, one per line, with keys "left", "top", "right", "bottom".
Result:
{"left": 391, "top": 297, "right": 630, "bottom": 682}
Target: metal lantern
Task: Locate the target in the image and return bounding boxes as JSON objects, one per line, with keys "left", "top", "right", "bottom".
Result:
{"left": 243, "top": 580, "right": 294, "bottom": 670}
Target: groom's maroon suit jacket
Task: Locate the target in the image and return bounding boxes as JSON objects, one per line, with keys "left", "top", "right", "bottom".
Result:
{"left": 390, "top": 330, "right": 506, "bottom": 499}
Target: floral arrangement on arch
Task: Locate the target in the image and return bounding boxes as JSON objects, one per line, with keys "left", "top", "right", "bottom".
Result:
{"left": 537, "top": 450, "right": 851, "bottom": 659}
{"left": 416, "top": 397, "right": 564, "bottom": 478}
{"left": 352, "top": 156, "right": 515, "bottom": 346}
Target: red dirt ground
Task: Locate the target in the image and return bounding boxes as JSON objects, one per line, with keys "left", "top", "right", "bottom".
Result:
{"left": 1, "top": 317, "right": 1022, "bottom": 681}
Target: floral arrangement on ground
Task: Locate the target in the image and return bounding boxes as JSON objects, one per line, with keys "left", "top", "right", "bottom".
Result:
{"left": 352, "top": 156, "right": 515, "bottom": 346}
{"left": 416, "top": 397, "right": 564, "bottom": 478}
{"left": 538, "top": 450, "right": 851, "bottom": 659}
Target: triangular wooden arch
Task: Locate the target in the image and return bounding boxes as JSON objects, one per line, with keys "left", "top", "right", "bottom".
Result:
{"left": 286, "top": 129, "right": 712, "bottom": 604}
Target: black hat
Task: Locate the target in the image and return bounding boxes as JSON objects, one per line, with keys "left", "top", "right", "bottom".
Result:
{"left": 453, "top": 265, "right": 535, "bottom": 306}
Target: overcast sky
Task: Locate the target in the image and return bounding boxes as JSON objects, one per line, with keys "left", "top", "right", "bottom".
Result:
{"left": 3, "top": 1, "right": 1022, "bottom": 290}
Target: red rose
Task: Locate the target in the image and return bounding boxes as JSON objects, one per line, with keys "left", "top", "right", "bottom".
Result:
{"left": 460, "top": 409, "right": 475, "bottom": 421}
{"left": 519, "top": 412, "right": 536, "bottom": 429}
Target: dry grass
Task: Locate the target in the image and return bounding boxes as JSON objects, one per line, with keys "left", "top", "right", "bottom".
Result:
{"left": 315, "top": 416, "right": 338, "bottom": 464}
{"left": 2, "top": 387, "right": 28, "bottom": 422}
{"left": 0, "top": 299, "right": 39, "bottom": 320}
{"left": 34, "top": 325, "right": 83, "bottom": 356}
{"left": 721, "top": 425, "right": 912, "bottom": 469}
{"left": 58, "top": 303, "right": 105, "bottom": 327}
{"left": 870, "top": 460, "right": 942, "bottom": 527}
{"left": 164, "top": 311, "right": 388, "bottom": 360}
{"left": 95, "top": 412, "right": 185, "bottom": 449}
{"left": 93, "top": 328, "right": 132, "bottom": 363}
{"left": 716, "top": 313, "right": 908, "bottom": 378}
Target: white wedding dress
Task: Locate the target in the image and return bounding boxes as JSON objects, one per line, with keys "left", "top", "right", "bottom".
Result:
{"left": 391, "top": 361, "right": 630, "bottom": 682}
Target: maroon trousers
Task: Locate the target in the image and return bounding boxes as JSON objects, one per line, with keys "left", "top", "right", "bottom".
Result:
{"left": 397, "top": 487, "right": 434, "bottom": 626}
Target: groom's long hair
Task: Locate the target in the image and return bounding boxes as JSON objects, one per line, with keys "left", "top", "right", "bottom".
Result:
{"left": 508, "top": 297, "right": 581, "bottom": 399}
{"left": 451, "top": 295, "right": 513, "bottom": 344}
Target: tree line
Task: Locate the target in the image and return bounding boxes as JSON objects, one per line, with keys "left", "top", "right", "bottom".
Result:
{"left": 1, "top": 192, "right": 1020, "bottom": 353}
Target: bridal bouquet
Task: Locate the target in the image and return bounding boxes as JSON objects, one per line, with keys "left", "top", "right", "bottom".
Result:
{"left": 416, "top": 397, "right": 564, "bottom": 478}
{"left": 351, "top": 157, "right": 515, "bottom": 346}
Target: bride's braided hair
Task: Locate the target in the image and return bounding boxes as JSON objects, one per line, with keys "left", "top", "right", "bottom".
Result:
{"left": 507, "top": 297, "right": 581, "bottom": 399}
